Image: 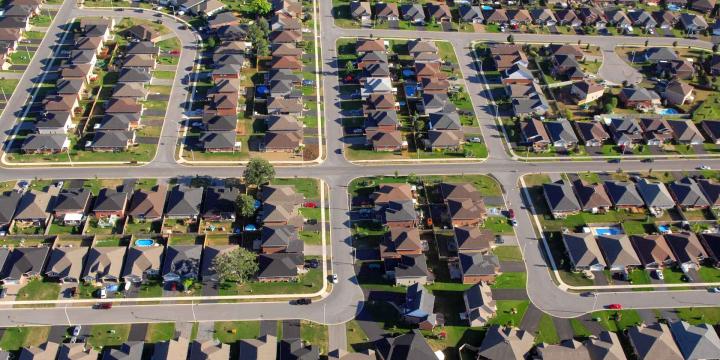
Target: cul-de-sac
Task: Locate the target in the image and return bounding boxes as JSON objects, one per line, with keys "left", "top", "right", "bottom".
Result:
{"left": 0, "top": 0, "right": 718, "bottom": 359}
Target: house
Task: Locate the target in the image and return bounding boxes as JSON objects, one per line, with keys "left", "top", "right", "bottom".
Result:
{"left": 562, "top": 232, "right": 606, "bottom": 271}
{"left": 699, "top": 233, "right": 720, "bottom": 267}
{"left": 536, "top": 339, "right": 592, "bottom": 359}
{"left": 669, "top": 321, "right": 720, "bottom": 360}
{"left": 635, "top": 179, "right": 675, "bottom": 214}
{"left": 572, "top": 179, "right": 612, "bottom": 213}
{"left": 462, "top": 283, "right": 495, "bottom": 328}
{"left": 375, "top": 2, "right": 399, "bottom": 21}
{"left": 453, "top": 227, "right": 492, "bottom": 254}
{"left": 459, "top": 5, "right": 483, "bottom": 23}
{"left": 202, "top": 187, "right": 239, "bottom": 221}
{"left": 401, "top": 3, "right": 425, "bottom": 24}
{"left": 630, "top": 235, "right": 676, "bottom": 269}
{"left": 52, "top": 189, "right": 92, "bottom": 225}
{"left": 605, "top": 9, "right": 632, "bottom": 29}
{"left": 104, "top": 98, "right": 143, "bottom": 114}
{"left": 162, "top": 245, "right": 202, "bottom": 284}
{"left": 607, "top": 118, "right": 643, "bottom": 148}
{"left": 189, "top": 340, "right": 230, "bottom": 360}
{"left": 1, "top": 247, "right": 50, "bottom": 285}
{"left": 104, "top": 341, "right": 144, "bottom": 360}
{"left": 376, "top": 330, "right": 434, "bottom": 360}
{"left": 215, "top": 25, "right": 248, "bottom": 42}
{"left": 125, "top": 41, "right": 160, "bottom": 56}
{"left": 574, "top": 121, "right": 609, "bottom": 147}
{"left": 628, "top": 323, "right": 683, "bottom": 360}
{"left": 198, "top": 131, "right": 240, "bottom": 152}
{"left": 13, "top": 188, "right": 59, "bottom": 228}
{"left": 377, "top": 200, "right": 419, "bottom": 228}
{"left": 258, "top": 185, "right": 304, "bottom": 229}
{"left": 578, "top": 6, "right": 606, "bottom": 27}
{"left": 207, "top": 12, "right": 240, "bottom": 30}
{"left": 259, "top": 225, "right": 302, "bottom": 254}
{"left": 271, "top": 43, "right": 302, "bottom": 59}
{"left": 630, "top": 10, "right": 657, "bottom": 30}
{"left": 43, "top": 94, "right": 79, "bottom": 113}
{"left": 458, "top": 253, "right": 500, "bottom": 284}
{"left": 484, "top": 9, "right": 509, "bottom": 24}
{"left": 122, "top": 54, "right": 156, "bottom": 70}
{"left": 124, "top": 24, "right": 161, "bottom": 42}
{"left": 697, "top": 178, "right": 720, "bottom": 208}
{"left": 543, "top": 180, "right": 581, "bottom": 218}
{"left": 418, "top": 93, "right": 451, "bottom": 115}
{"left": 112, "top": 82, "right": 148, "bottom": 100}
{"left": 93, "top": 188, "right": 130, "bottom": 218}
{"left": 356, "top": 38, "right": 385, "bottom": 53}
{"left": 56, "top": 79, "right": 86, "bottom": 98}
{"left": 202, "top": 114, "right": 237, "bottom": 132}
{"left": 668, "top": 177, "right": 710, "bottom": 210}
{"left": 257, "top": 253, "right": 302, "bottom": 282}
{"left": 644, "top": 47, "right": 679, "bottom": 64}
{"left": 389, "top": 254, "right": 430, "bottom": 286}
{"left": 596, "top": 234, "right": 642, "bottom": 271}
{"left": 365, "top": 110, "right": 399, "bottom": 131}
{"left": 640, "top": 118, "right": 673, "bottom": 146}
{"left": 702, "top": 120, "right": 720, "bottom": 144}
{"left": 663, "top": 80, "right": 694, "bottom": 107}
{"left": 653, "top": 10, "right": 679, "bottom": 29}
{"left": 380, "top": 227, "right": 423, "bottom": 259}
{"left": 619, "top": 87, "right": 661, "bottom": 110}
{"left": 692, "top": 0, "right": 717, "bottom": 12}
{"left": 58, "top": 343, "right": 99, "bottom": 360}
{"left": 556, "top": 9, "right": 582, "bottom": 27}
{"left": 679, "top": 13, "right": 708, "bottom": 33}
{"left": 710, "top": 55, "right": 720, "bottom": 76}
{"left": 546, "top": 119, "right": 579, "bottom": 151}
{"left": 531, "top": 8, "right": 557, "bottom": 26}
{"left": 82, "top": 246, "right": 126, "bottom": 283}
{"left": 664, "top": 232, "right": 708, "bottom": 270}
{"left": 427, "top": 130, "right": 462, "bottom": 151}
{"left": 667, "top": 119, "right": 704, "bottom": 145}
{"left": 571, "top": 80, "right": 604, "bottom": 105}
{"left": 510, "top": 85, "right": 549, "bottom": 117}
{"left": 239, "top": 335, "right": 277, "bottom": 360}
{"left": 444, "top": 192, "right": 486, "bottom": 227}
{"left": 604, "top": 181, "right": 644, "bottom": 210}
{"left": 371, "top": 183, "right": 414, "bottom": 206}
{"left": 266, "top": 97, "right": 303, "bottom": 116}
{"left": 165, "top": 186, "right": 203, "bottom": 220}
{"left": 401, "top": 283, "right": 438, "bottom": 330}
{"left": 519, "top": 118, "right": 550, "bottom": 152}
{"left": 489, "top": 44, "right": 528, "bottom": 71}
{"left": 349, "top": 1, "right": 371, "bottom": 22}
{"left": 0, "top": 192, "right": 20, "bottom": 231}
{"left": 477, "top": 326, "right": 535, "bottom": 360}
{"left": 87, "top": 131, "right": 135, "bottom": 152}
{"left": 122, "top": 245, "right": 164, "bottom": 283}
{"left": 426, "top": 3, "right": 452, "bottom": 22}
{"left": 200, "top": 245, "right": 238, "bottom": 283}
{"left": 18, "top": 342, "right": 60, "bottom": 360}
{"left": 128, "top": 185, "right": 168, "bottom": 222}
{"left": 367, "top": 129, "right": 404, "bottom": 151}
{"left": 502, "top": 63, "right": 534, "bottom": 85}
{"left": 151, "top": 337, "right": 189, "bottom": 360}
{"left": 279, "top": 339, "right": 318, "bottom": 360}
{"left": 656, "top": 59, "right": 695, "bottom": 80}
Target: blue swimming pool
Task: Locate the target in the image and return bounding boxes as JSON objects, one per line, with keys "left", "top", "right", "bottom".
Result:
{"left": 135, "top": 239, "right": 154, "bottom": 247}
{"left": 667, "top": 4, "right": 680, "bottom": 11}
{"left": 593, "top": 227, "right": 624, "bottom": 236}
{"left": 657, "top": 224, "right": 671, "bottom": 233}
{"left": 481, "top": 5, "right": 493, "bottom": 10}
{"left": 658, "top": 108, "right": 679, "bottom": 115}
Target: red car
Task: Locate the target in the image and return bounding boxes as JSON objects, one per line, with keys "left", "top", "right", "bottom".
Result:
{"left": 169, "top": 50, "right": 180, "bottom": 55}
{"left": 608, "top": 304, "right": 623, "bottom": 310}
{"left": 94, "top": 302, "right": 112, "bottom": 309}
{"left": 304, "top": 202, "right": 317, "bottom": 208}
{"left": 507, "top": 209, "right": 515, "bottom": 219}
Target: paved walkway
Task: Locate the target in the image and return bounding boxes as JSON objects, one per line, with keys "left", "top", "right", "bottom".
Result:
{"left": 175, "top": 322, "right": 194, "bottom": 339}
{"left": 0, "top": 71, "right": 24, "bottom": 79}
{"left": 328, "top": 323, "right": 347, "bottom": 353}
{"left": 552, "top": 317, "right": 574, "bottom": 340}
{"left": 128, "top": 323, "right": 148, "bottom": 341}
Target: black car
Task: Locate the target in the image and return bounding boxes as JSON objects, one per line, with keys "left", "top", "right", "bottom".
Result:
{"left": 641, "top": 158, "right": 654, "bottom": 163}
{"left": 306, "top": 259, "right": 319, "bottom": 268}
{"left": 295, "top": 298, "right": 312, "bottom": 305}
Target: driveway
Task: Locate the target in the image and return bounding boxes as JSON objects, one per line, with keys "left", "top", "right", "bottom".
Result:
{"left": 282, "top": 319, "right": 301, "bottom": 339}
{"left": 597, "top": 47, "right": 643, "bottom": 85}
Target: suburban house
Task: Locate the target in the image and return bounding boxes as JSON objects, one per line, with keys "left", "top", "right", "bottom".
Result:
{"left": 239, "top": 335, "right": 277, "bottom": 360}
{"left": 35, "top": 111, "right": 73, "bottom": 134}
{"left": 1, "top": 246, "right": 50, "bottom": 285}
{"left": 453, "top": 227, "right": 493, "bottom": 254}
{"left": 664, "top": 232, "right": 708, "bottom": 270}
{"left": 698, "top": 178, "right": 720, "bottom": 208}
{"left": 189, "top": 340, "right": 230, "bottom": 360}
{"left": 571, "top": 80, "right": 604, "bottom": 105}
{"left": 349, "top": 1, "right": 371, "bottom": 22}
{"left": 401, "top": 283, "right": 438, "bottom": 330}
{"left": 618, "top": 87, "right": 661, "bottom": 111}
{"left": 463, "top": 283, "right": 496, "bottom": 327}
{"left": 669, "top": 321, "right": 720, "bottom": 360}
{"left": 257, "top": 253, "right": 302, "bottom": 282}
{"left": 128, "top": 185, "right": 168, "bottom": 222}
{"left": 45, "top": 246, "right": 88, "bottom": 283}
{"left": 82, "top": 246, "right": 127, "bottom": 284}
{"left": 519, "top": 118, "right": 550, "bottom": 152}
{"left": 635, "top": 179, "right": 675, "bottom": 215}
{"left": 375, "top": 3, "right": 399, "bottom": 21}
{"left": 389, "top": 254, "right": 430, "bottom": 286}
{"left": 607, "top": 117, "right": 643, "bottom": 148}
{"left": 200, "top": 244, "right": 238, "bottom": 283}
{"left": 377, "top": 200, "right": 419, "bottom": 228}
{"left": 546, "top": 119, "right": 579, "bottom": 151}
{"left": 477, "top": 326, "right": 535, "bottom": 360}
{"left": 574, "top": 121, "right": 609, "bottom": 147}
{"left": 58, "top": 343, "right": 99, "bottom": 359}
{"left": 628, "top": 323, "right": 683, "bottom": 360}
{"left": 162, "top": 245, "right": 202, "bottom": 284}
{"left": 371, "top": 183, "right": 414, "bottom": 207}
{"left": 630, "top": 235, "right": 676, "bottom": 269}
{"left": 543, "top": 180, "right": 581, "bottom": 219}
{"left": 202, "top": 187, "right": 239, "bottom": 221}
{"left": 562, "top": 232, "right": 606, "bottom": 271}
{"left": 259, "top": 225, "right": 302, "bottom": 254}
{"left": 604, "top": 181, "right": 644, "bottom": 210}
{"left": 663, "top": 79, "right": 694, "bottom": 106}
{"left": 258, "top": 185, "right": 304, "bottom": 228}
{"left": 122, "top": 245, "right": 164, "bottom": 283}
{"left": 639, "top": 118, "right": 673, "bottom": 146}
{"left": 18, "top": 342, "right": 59, "bottom": 360}
{"left": 0, "top": 192, "right": 21, "bottom": 232}
{"left": 702, "top": 120, "right": 720, "bottom": 144}
{"left": 699, "top": 233, "right": 720, "bottom": 267}
{"left": 572, "top": 179, "right": 612, "bottom": 213}
{"left": 380, "top": 227, "right": 423, "bottom": 259}
{"left": 458, "top": 253, "right": 500, "bottom": 284}
{"left": 92, "top": 188, "right": 130, "bottom": 219}
{"left": 52, "top": 188, "right": 92, "bottom": 226}
{"left": 595, "top": 234, "right": 642, "bottom": 271}
{"left": 376, "top": 330, "right": 434, "bottom": 360}
{"left": 668, "top": 177, "right": 710, "bottom": 210}
{"left": 164, "top": 186, "right": 204, "bottom": 221}
{"left": 13, "top": 187, "right": 60, "bottom": 229}
{"left": 667, "top": 119, "right": 704, "bottom": 145}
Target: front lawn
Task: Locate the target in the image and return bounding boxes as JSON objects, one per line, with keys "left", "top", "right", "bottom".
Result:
{"left": 301, "top": 321, "right": 328, "bottom": 355}
{"left": 87, "top": 324, "right": 131, "bottom": 349}
{"left": 488, "top": 300, "right": 530, "bottom": 328}
{"left": 214, "top": 321, "right": 260, "bottom": 343}
{"left": 535, "top": 314, "right": 559, "bottom": 344}
{"left": 15, "top": 279, "right": 60, "bottom": 302}
{"left": 491, "top": 246, "right": 523, "bottom": 262}
{"left": 591, "top": 310, "right": 642, "bottom": 332}
{"left": 676, "top": 307, "right": 720, "bottom": 325}
{"left": 490, "top": 272, "right": 527, "bottom": 289}
{"left": 218, "top": 267, "right": 322, "bottom": 295}
{"left": 146, "top": 323, "right": 175, "bottom": 343}
{"left": 0, "top": 326, "right": 49, "bottom": 350}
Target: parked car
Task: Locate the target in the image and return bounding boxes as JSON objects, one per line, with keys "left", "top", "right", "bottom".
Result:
{"left": 99, "top": 288, "right": 107, "bottom": 299}
{"left": 72, "top": 326, "right": 82, "bottom": 337}
{"left": 94, "top": 302, "right": 112, "bottom": 310}
{"left": 655, "top": 270, "right": 664, "bottom": 280}
{"left": 0, "top": 288, "right": 6, "bottom": 298}
{"left": 510, "top": 219, "right": 517, "bottom": 226}
{"left": 467, "top": 137, "right": 482, "bottom": 143}
{"left": 607, "top": 304, "right": 623, "bottom": 310}
{"left": 303, "top": 202, "right": 318, "bottom": 208}
{"left": 581, "top": 291, "right": 596, "bottom": 297}
{"left": 698, "top": 165, "right": 711, "bottom": 170}
{"left": 330, "top": 274, "right": 338, "bottom": 284}
{"left": 681, "top": 274, "right": 694, "bottom": 282}
{"left": 306, "top": 259, "right": 319, "bottom": 269}
{"left": 507, "top": 209, "right": 515, "bottom": 219}
{"left": 708, "top": 287, "right": 720, "bottom": 293}
{"left": 294, "top": 298, "right": 312, "bottom": 305}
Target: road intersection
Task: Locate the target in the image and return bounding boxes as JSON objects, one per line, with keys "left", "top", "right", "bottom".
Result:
{"left": 0, "top": 0, "right": 717, "bottom": 327}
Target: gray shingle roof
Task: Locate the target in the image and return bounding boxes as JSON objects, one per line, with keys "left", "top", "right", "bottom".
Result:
{"left": 165, "top": 186, "right": 203, "bottom": 218}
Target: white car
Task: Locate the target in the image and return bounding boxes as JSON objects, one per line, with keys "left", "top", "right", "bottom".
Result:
{"left": 99, "top": 288, "right": 107, "bottom": 299}
{"left": 331, "top": 274, "right": 338, "bottom": 284}
{"left": 72, "top": 326, "right": 82, "bottom": 337}
{"left": 656, "top": 270, "right": 664, "bottom": 280}
{"left": 467, "top": 137, "right": 482, "bottom": 143}
{"left": 709, "top": 287, "right": 720, "bottom": 293}
{"left": 698, "top": 165, "right": 711, "bottom": 170}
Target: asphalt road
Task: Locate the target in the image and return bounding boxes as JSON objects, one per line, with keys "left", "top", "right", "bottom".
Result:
{"left": 0, "top": 0, "right": 716, "bottom": 327}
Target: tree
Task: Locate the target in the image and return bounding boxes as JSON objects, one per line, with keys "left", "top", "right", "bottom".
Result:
{"left": 243, "top": 158, "right": 275, "bottom": 190}
{"left": 212, "top": 247, "right": 259, "bottom": 283}
{"left": 507, "top": 34, "right": 514, "bottom": 44}
{"left": 182, "top": 278, "right": 194, "bottom": 292}
{"left": 237, "top": 194, "right": 256, "bottom": 218}
{"left": 713, "top": 44, "right": 719, "bottom": 53}
{"left": 248, "top": 0, "right": 272, "bottom": 15}
{"left": 345, "top": 59, "right": 355, "bottom": 75}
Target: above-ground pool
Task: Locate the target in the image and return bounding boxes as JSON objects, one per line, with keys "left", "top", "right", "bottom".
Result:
{"left": 592, "top": 227, "right": 624, "bottom": 236}
{"left": 135, "top": 239, "right": 155, "bottom": 247}
{"left": 657, "top": 108, "right": 679, "bottom": 115}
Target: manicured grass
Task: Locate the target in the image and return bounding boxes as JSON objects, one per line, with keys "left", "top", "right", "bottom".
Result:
{"left": 628, "top": 269, "right": 652, "bottom": 290}
{"left": 271, "top": 178, "right": 320, "bottom": 199}
{"left": 346, "top": 320, "right": 369, "bottom": 349}
{"left": 488, "top": 300, "right": 530, "bottom": 328}
{"left": 9, "top": 50, "right": 33, "bottom": 65}
{"left": 299, "top": 207, "right": 324, "bottom": 221}
{"left": 301, "top": 321, "right": 328, "bottom": 355}
{"left": 591, "top": 310, "right": 642, "bottom": 332}
{"left": 153, "top": 71, "right": 176, "bottom": 80}
{"left": 570, "top": 319, "right": 591, "bottom": 337}
{"left": 299, "top": 230, "right": 322, "bottom": 245}
{"left": 676, "top": 307, "right": 720, "bottom": 325}
{"left": 29, "top": 14, "right": 52, "bottom": 27}
{"left": 156, "top": 37, "right": 180, "bottom": 52}
{"left": 490, "top": 272, "right": 527, "bottom": 289}
{"left": 218, "top": 267, "right": 322, "bottom": 295}
{"left": 138, "top": 280, "right": 163, "bottom": 298}
{"left": 15, "top": 279, "right": 60, "bottom": 302}
{"left": 535, "top": 314, "right": 559, "bottom": 344}
{"left": 662, "top": 267, "right": 688, "bottom": 285}
{"left": 0, "top": 326, "right": 49, "bottom": 350}
{"left": 698, "top": 266, "right": 720, "bottom": 283}
{"left": 214, "top": 321, "right": 260, "bottom": 343}
{"left": 491, "top": 246, "right": 523, "bottom": 262}
{"left": 0, "top": 79, "right": 19, "bottom": 95}
{"left": 87, "top": 324, "right": 131, "bottom": 348}
{"left": 482, "top": 216, "right": 514, "bottom": 235}
{"left": 146, "top": 323, "right": 175, "bottom": 343}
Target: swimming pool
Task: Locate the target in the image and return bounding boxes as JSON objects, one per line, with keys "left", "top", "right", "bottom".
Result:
{"left": 135, "top": 239, "right": 154, "bottom": 247}
{"left": 593, "top": 227, "right": 624, "bottom": 236}
{"left": 657, "top": 108, "right": 679, "bottom": 115}
{"left": 657, "top": 224, "right": 671, "bottom": 233}
{"left": 667, "top": 4, "right": 680, "bottom": 11}
{"left": 481, "top": 5, "right": 493, "bottom": 10}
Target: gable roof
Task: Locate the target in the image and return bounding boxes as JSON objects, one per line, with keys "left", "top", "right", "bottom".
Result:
{"left": 200, "top": 245, "right": 239, "bottom": 281}
{"left": 664, "top": 231, "right": 708, "bottom": 265}
{"left": 562, "top": 232, "right": 606, "bottom": 269}
{"left": 669, "top": 321, "right": 720, "bottom": 360}
{"left": 669, "top": 177, "right": 710, "bottom": 207}
{"left": 543, "top": 180, "right": 581, "bottom": 213}
{"left": 2, "top": 247, "right": 50, "bottom": 281}
{"left": 162, "top": 245, "right": 202, "bottom": 280}
{"left": 376, "top": 329, "right": 435, "bottom": 360}
{"left": 82, "top": 246, "right": 126, "bottom": 282}
{"left": 122, "top": 245, "right": 164, "bottom": 281}
{"left": 0, "top": 191, "right": 21, "bottom": 225}
{"left": 628, "top": 323, "right": 683, "bottom": 360}
{"left": 459, "top": 253, "right": 500, "bottom": 276}
{"left": 93, "top": 188, "right": 129, "bottom": 212}
{"left": 604, "top": 181, "right": 643, "bottom": 207}
{"left": 635, "top": 179, "right": 675, "bottom": 209}
{"left": 478, "top": 325, "right": 535, "bottom": 360}
{"left": 45, "top": 246, "right": 88, "bottom": 281}
{"left": 128, "top": 185, "right": 168, "bottom": 219}
{"left": 257, "top": 253, "right": 301, "bottom": 279}
{"left": 572, "top": 179, "right": 612, "bottom": 211}
{"left": 596, "top": 234, "right": 641, "bottom": 268}
{"left": 165, "top": 186, "right": 203, "bottom": 217}
{"left": 630, "top": 234, "right": 676, "bottom": 267}
{"left": 454, "top": 226, "right": 492, "bottom": 253}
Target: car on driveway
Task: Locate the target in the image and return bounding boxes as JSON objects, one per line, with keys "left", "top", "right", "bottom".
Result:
{"left": 72, "top": 326, "right": 82, "bottom": 336}
{"left": 655, "top": 270, "right": 664, "bottom": 280}
{"left": 607, "top": 304, "right": 623, "bottom": 310}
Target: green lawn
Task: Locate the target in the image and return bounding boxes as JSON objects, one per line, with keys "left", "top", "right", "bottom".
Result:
{"left": 146, "top": 323, "right": 175, "bottom": 343}
{"left": 87, "top": 324, "right": 131, "bottom": 349}
{"left": 29, "top": 14, "right": 52, "bottom": 27}
{"left": 535, "top": 314, "right": 559, "bottom": 344}
{"left": 698, "top": 266, "right": 720, "bottom": 283}
{"left": 591, "top": 310, "right": 642, "bottom": 332}
{"left": 491, "top": 246, "right": 523, "bottom": 262}
{"left": 214, "top": 321, "right": 260, "bottom": 343}
{"left": 153, "top": 71, "right": 176, "bottom": 80}
{"left": 218, "top": 267, "right": 322, "bottom": 295}
{"left": 482, "top": 216, "right": 514, "bottom": 235}
{"left": 138, "top": 280, "right": 163, "bottom": 298}
{"left": 490, "top": 272, "right": 527, "bottom": 289}
{"left": 488, "top": 300, "right": 530, "bottom": 328}
{"left": 301, "top": 321, "right": 328, "bottom": 355}
{"left": 346, "top": 320, "right": 369, "bottom": 350}
{"left": 628, "top": 269, "right": 652, "bottom": 290}
{"left": 0, "top": 79, "right": 19, "bottom": 95}
{"left": 271, "top": 178, "right": 321, "bottom": 199}
{"left": 570, "top": 319, "right": 591, "bottom": 338}
{"left": 15, "top": 279, "right": 60, "bottom": 302}
{"left": 676, "top": 307, "right": 720, "bottom": 325}
{"left": 0, "top": 326, "right": 49, "bottom": 350}
{"left": 299, "top": 230, "right": 322, "bottom": 245}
